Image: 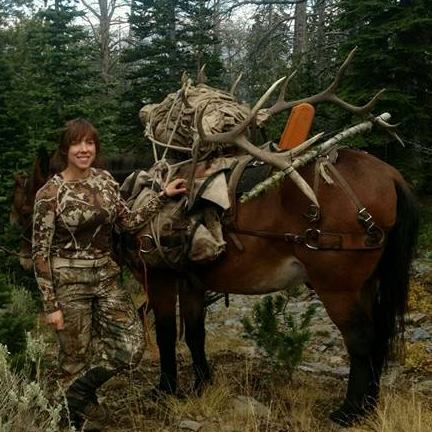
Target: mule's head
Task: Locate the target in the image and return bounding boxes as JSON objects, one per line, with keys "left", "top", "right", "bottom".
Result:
{"left": 10, "top": 147, "right": 53, "bottom": 270}
{"left": 10, "top": 172, "right": 33, "bottom": 227}
{"left": 9, "top": 172, "right": 34, "bottom": 270}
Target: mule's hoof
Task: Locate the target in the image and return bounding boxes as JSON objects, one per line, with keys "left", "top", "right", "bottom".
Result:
{"left": 329, "top": 407, "right": 363, "bottom": 427}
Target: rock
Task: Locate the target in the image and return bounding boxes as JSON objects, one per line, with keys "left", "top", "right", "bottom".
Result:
{"left": 178, "top": 420, "right": 203, "bottom": 431}
{"left": 411, "top": 259, "right": 432, "bottom": 278}
{"left": 328, "top": 356, "right": 344, "bottom": 365}
{"left": 231, "top": 395, "right": 270, "bottom": 419}
{"left": 410, "top": 328, "right": 431, "bottom": 341}
{"left": 309, "top": 323, "right": 335, "bottom": 336}
{"left": 299, "top": 362, "right": 349, "bottom": 378}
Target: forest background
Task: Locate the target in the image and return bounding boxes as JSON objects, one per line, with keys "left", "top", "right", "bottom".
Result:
{"left": 0, "top": 0, "right": 431, "bottom": 371}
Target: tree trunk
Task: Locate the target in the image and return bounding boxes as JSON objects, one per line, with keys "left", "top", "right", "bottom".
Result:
{"left": 99, "top": 0, "right": 112, "bottom": 84}
{"left": 293, "top": 0, "right": 307, "bottom": 58}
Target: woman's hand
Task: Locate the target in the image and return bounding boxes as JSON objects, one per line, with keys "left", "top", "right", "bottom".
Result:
{"left": 163, "top": 178, "right": 187, "bottom": 198}
{"left": 46, "top": 310, "right": 64, "bottom": 331}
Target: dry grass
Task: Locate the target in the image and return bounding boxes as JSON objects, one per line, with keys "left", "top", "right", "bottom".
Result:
{"left": 97, "top": 350, "right": 432, "bottom": 432}
{"left": 408, "top": 279, "right": 432, "bottom": 317}
{"left": 2, "top": 330, "right": 431, "bottom": 432}
{"left": 351, "top": 391, "right": 432, "bottom": 432}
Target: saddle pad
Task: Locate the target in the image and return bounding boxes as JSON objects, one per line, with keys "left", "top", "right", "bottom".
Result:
{"left": 235, "top": 160, "right": 272, "bottom": 195}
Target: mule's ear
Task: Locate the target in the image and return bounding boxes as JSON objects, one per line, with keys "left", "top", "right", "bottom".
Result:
{"left": 37, "top": 146, "right": 51, "bottom": 180}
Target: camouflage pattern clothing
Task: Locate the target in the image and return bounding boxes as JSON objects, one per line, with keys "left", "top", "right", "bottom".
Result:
{"left": 31, "top": 168, "right": 164, "bottom": 383}
{"left": 32, "top": 167, "right": 164, "bottom": 313}
{"left": 52, "top": 258, "right": 143, "bottom": 381}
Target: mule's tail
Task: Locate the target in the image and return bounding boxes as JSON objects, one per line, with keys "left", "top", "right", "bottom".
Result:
{"left": 375, "top": 181, "right": 419, "bottom": 365}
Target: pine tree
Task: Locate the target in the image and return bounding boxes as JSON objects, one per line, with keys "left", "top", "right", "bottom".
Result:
{"left": 334, "top": 0, "right": 432, "bottom": 187}
{"left": 181, "top": 0, "right": 224, "bottom": 86}
{"left": 117, "top": 0, "right": 223, "bottom": 149}
{"left": 245, "top": 4, "right": 294, "bottom": 101}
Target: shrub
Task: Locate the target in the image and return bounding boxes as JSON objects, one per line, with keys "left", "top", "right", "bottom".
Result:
{"left": 0, "top": 339, "right": 63, "bottom": 432}
{"left": 0, "top": 274, "right": 38, "bottom": 366}
{"left": 241, "top": 293, "right": 316, "bottom": 379}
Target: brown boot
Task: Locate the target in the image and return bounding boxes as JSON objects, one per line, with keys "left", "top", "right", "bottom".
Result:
{"left": 80, "top": 402, "right": 110, "bottom": 431}
{"left": 65, "top": 367, "right": 115, "bottom": 430}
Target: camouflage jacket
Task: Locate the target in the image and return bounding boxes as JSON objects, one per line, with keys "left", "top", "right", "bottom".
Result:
{"left": 32, "top": 168, "right": 164, "bottom": 313}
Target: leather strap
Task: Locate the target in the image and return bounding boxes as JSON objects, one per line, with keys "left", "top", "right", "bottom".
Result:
{"left": 230, "top": 227, "right": 385, "bottom": 251}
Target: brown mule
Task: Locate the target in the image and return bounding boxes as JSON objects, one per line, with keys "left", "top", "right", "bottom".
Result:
{"left": 143, "top": 148, "right": 418, "bottom": 427}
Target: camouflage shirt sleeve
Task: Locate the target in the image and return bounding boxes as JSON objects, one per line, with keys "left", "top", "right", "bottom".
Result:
{"left": 104, "top": 171, "right": 166, "bottom": 232}
{"left": 32, "top": 181, "right": 59, "bottom": 313}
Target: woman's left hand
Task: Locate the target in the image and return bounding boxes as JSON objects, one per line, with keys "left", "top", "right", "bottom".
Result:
{"left": 163, "top": 178, "right": 187, "bottom": 198}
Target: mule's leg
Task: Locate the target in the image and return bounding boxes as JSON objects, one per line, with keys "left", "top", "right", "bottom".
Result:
{"left": 316, "top": 287, "right": 383, "bottom": 427}
{"left": 148, "top": 272, "right": 178, "bottom": 394}
{"left": 179, "top": 282, "right": 211, "bottom": 394}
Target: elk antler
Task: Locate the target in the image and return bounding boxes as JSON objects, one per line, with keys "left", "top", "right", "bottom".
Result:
{"left": 180, "top": 79, "right": 192, "bottom": 108}
{"left": 267, "top": 48, "right": 384, "bottom": 117}
{"left": 196, "top": 83, "right": 321, "bottom": 206}
{"left": 230, "top": 72, "right": 243, "bottom": 96}
{"left": 197, "top": 64, "right": 207, "bottom": 84}
{"left": 196, "top": 76, "right": 287, "bottom": 144}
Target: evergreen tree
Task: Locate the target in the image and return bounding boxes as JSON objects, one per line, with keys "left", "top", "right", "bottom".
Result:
{"left": 117, "top": 0, "right": 223, "bottom": 149}
{"left": 181, "top": 0, "right": 224, "bottom": 86}
{"left": 334, "top": 0, "right": 432, "bottom": 187}
{"left": 245, "top": 4, "right": 294, "bottom": 101}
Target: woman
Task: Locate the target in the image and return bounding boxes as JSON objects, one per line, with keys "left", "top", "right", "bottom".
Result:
{"left": 32, "top": 118, "right": 186, "bottom": 429}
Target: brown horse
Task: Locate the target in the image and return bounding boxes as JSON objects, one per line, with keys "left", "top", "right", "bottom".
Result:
{"left": 126, "top": 52, "right": 419, "bottom": 427}
{"left": 140, "top": 148, "right": 418, "bottom": 427}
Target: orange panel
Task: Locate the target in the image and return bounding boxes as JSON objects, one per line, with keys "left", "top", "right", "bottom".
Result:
{"left": 278, "top": 103, "right": 315, "bottom": 150}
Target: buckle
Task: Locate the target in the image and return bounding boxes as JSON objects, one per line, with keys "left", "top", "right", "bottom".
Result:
{"left": 358, "top": 208, "right": 376, "bottom": 234}
{"left": 305, "top": 228, "right": 321, "bottom": 250}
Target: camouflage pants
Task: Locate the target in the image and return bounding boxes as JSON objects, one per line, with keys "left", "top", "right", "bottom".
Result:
{"left": 52, "top": 258, "right": 144, "bottom": 386}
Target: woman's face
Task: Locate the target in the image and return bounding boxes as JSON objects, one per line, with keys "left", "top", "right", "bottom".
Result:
{"left": 67, "top": 136, "right": 96, "bottom": 172}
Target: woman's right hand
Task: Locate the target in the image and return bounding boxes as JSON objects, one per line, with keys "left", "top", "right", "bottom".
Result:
{"left": 46, "top": 309, "right": 64, "bottom": 331}
{"left": 163, "top": 178, "right": 187, "bottom": 198}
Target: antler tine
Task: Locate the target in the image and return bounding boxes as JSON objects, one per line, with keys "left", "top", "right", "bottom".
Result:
{"left": 373, "top": 115, "right": 404, "bottom": 146}
{"left": 374, "top": 116, "right": 400, "bottom": 130}
{"left": 277, "top": 70, "right": 297, "bottom": 103}
{"left": 180, "top": 79, "right": 192, "bottom": 108}
{"left": 327, "top": 47, "right": 357, "bottom": 93}
{"left": 198, "top": 76, "right": 286, "bottom": 144}
{"left": 181, "top": 71, "right": 189, "bottom": 86}
{"left": 386, "top": 129, "right": 405, "bottom": 147}
{"left": 267, "top": 47, "right": 385, "bottom": 117}
{"left": 197, "top": 64, "right": 207, "bottom": 84}
{"left": 230, "top": 72, "right": 243, "bottom": 96}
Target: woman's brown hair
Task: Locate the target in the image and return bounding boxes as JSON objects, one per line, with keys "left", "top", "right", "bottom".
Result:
{"left": 57, "top": 118, "right": 101, "bottom": 165}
